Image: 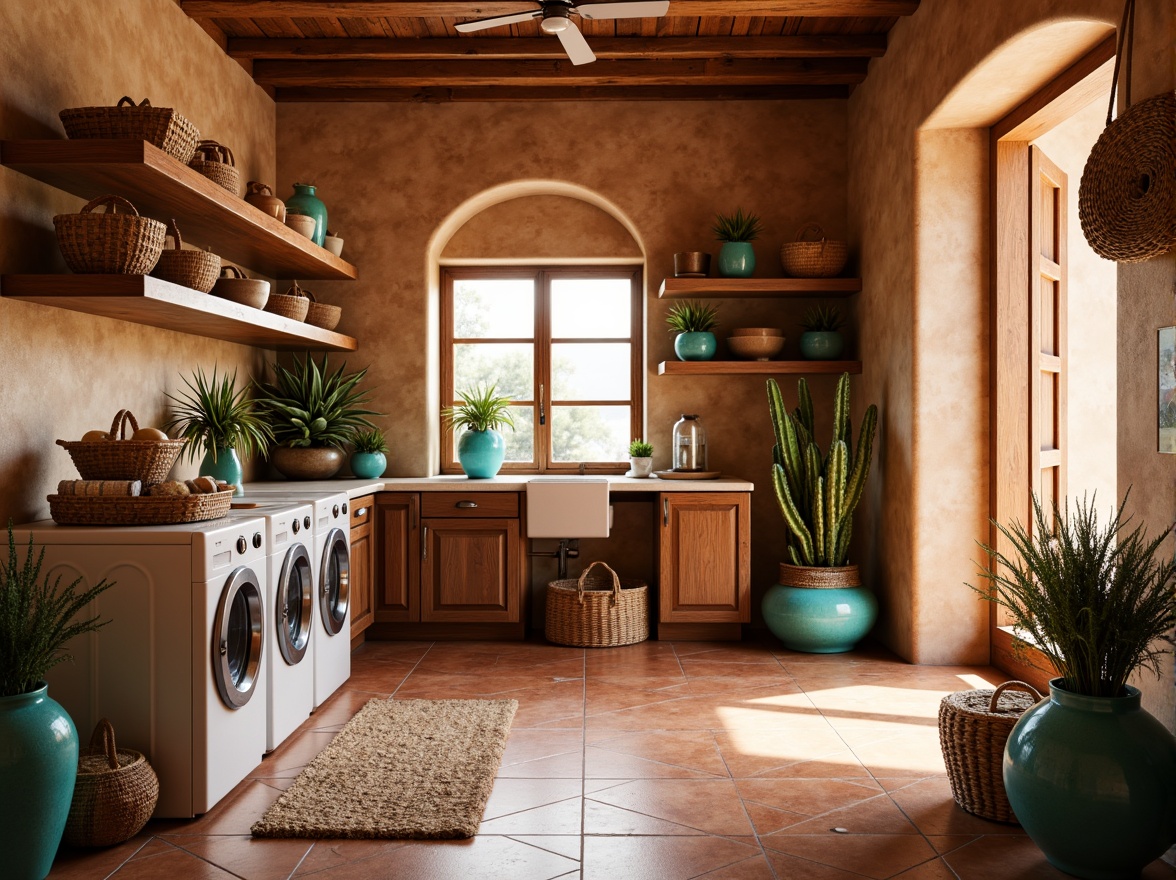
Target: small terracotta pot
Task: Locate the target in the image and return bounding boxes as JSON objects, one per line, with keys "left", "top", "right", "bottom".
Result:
{"left": 244, "top": 181, "right": 286, "bottom": 222}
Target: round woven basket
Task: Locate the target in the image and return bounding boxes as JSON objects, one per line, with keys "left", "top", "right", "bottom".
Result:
{"left": 545, "top": 561, "right": 648, "bottom": 648}
{"left": 56, "top": 409, "right": 184, "bottom": 484}
{"left": 64, "top": 719, "right": 159, "bottom": 848}
{"left": 188, "top": 139, "right": 240, "bottom": 196}
{"left": 151, "top": 219, "right": 220, "bottom": 292}
{"left": 264, "top": 281, "right": 310, "bottom": 322}
{"left": 59, "top": 96, "right": 200, "bottom": 164}
{"left": 778, "top": 563, "right": 860, "bottom": 589}
{"left": 780, "top": 223, "right": 848, "bottom": 278}
{"left": 303, "top": 287, "right": 342, "bottom": 331}
{"left": 53, "top": 194, "right": 166, "bottom": 275}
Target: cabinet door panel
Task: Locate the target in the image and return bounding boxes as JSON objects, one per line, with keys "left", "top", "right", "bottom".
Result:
{"left": 422, "top": 518, "right": 519, "bottom": 622}
{"left": 349, "top": 521, "right": 373, "bottom": 639}
{"left": 659, "top": 493, "right": 750, "bottom": 623}
{"left": 374, "top": 493, "right": 420, "bottom": 623}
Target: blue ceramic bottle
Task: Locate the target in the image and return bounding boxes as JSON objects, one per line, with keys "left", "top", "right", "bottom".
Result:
{"left": 285, "top": 183, "right": 328, "bottom": 247}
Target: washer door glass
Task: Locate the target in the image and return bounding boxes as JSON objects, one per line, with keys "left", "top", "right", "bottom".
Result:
{"left": 277, "top": 543, "right": 313, "bottom": 665}
{"left": 319, "top": 528, "right": 350, "bottom": 636}
{"left": 213, "top": 566, "right": 264, "bottom": 709}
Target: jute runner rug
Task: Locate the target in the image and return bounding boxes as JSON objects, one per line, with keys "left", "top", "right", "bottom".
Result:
{"left": 251, "top": 698, "right": 518, "bottom": 839}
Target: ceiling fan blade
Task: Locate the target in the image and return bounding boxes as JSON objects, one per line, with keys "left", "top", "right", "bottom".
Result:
{"left": 573, "top": 1, "right": 669, "bottom": 20}
{"left": 454, "top": 9, "right": 542, "bottom": 33}
{"left": 556, "top": 22, "right": 596, "bottom": 65}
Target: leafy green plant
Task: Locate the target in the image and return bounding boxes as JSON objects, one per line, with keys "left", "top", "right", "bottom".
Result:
{"left": 254, "top": 354, "right": 381, "bottom": 449}
{"left": 164, "top": 366, "right": 274, "bottom": 463}
{"left": 712, "top": 208, "right": 763, "bottom": 242}
{"left": 351, "top": 427, "right": 389, "bottom": 455}
{"left": 443, "top": 384, "right": 516, "bottom": 433}
{"left": 628, "top": 439, "right": 653, "bottom": 458}
{"left": 1, "top": 524, "right": 114, "bottom": 697}
{"left": 768, "top": 373, "right": 878, "bottom": 567}
{"left": 973, "top": 492, "right": 1176, "bottom": 698}
{"left": 666, "top": 300, "right": 719, "bottom": 334}
{"left": 800, "top": 304, "right": 844, "bottom": 333}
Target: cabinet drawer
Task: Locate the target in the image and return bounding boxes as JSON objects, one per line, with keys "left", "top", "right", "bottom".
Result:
{"left": 350, "top": 495, "right": 374, "bottom": 528}
{"left": 421, "top": 492, "right": 518, "bottom": 519}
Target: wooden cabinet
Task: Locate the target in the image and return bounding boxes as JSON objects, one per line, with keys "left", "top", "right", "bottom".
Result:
{"left": 373, "top": 493, "right": 420, "bottom": 624}
{"left": 421, "top": 518, "right": 520, "bottom": 622}
{"left": 657, "top": 492, "right": 751, "bottom": 640}
{"left": 348, "top": 495, "right": 376, "bottom": 644}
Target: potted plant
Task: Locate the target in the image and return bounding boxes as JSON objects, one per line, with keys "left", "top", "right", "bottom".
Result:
{"left": 254, "top": 354, "right": 380, "bottom": 480}
{"left": 627, "top": 439, "right": 653, "bottom": 478}
{"left": 1, "top": 525, "right": 114, "bottom": 880}
{"left": 164, "top": 366, "right": 274, "bottom": 497}
{"left": 798, "top": 304, "right": 845, "bottom": 360}
{"left": 974, "top": 493, "right": 1176, "bottom": 879}
{"left": 666, "top": 300, "right": 719, "bottom": 361}
{"left": 761, "top": 373, "right": 879, "bottom": 652}
{"left": 443, "top": 384, "right": 516, "bottom": 479}
{"left": 350, "top": 427, "right": 388, "bottom": 479}
{"left": 712, "top": 208, "right": 763, "bottom": 277}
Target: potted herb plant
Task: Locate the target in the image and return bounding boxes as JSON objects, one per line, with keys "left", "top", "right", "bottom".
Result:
{"left": 443, "top": 384, "right": 516, "bottom": 479}
{"left": 350, "top": 427, "right": 388, "bottom": 479}
{"left": 164, "top": 366, "right": 274, "bottom": 497}
{"left": 254, "top": 354, "right": 381, "bottom": 480}
{"left": 974, "top": 493, "right": 1176, "bottom": 879}
{"left": 762, "top": 373, "right": 879, "bottom": 652}
{"left": 798, "top": 304, "right": 845, "bottom": 360}
{"left": 712, "top": 208, "right": 763, "bottom": 277}
{"left": 1, "top": 525, "right": 113, "bottom": 880}
{"left": 627, "top": 439, "right": 653, "bottom": 478}
{"left": 666, "top": 300, "right": 719, "bottom": 361}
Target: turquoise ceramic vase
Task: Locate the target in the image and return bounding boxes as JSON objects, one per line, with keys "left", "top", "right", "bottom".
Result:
{"left": 0, "top": 683, "right": 79, "bottom": 880}
{"left": 200, "top": 447, "right": 243, "bottom": 497}
{"left": 457, "top": 429, "right": 506, "bottom": 478}
{"left": 799, "top": 331, "right": 845, "bottom": 360}
{"left": 717, "top": 241, "right": 756, "bottom": 277}
{"left": 674, "top": 331, "right": 717, "bottom": 361}
{"left": 1003, "top": 680, "right": 1176, "bottom": 879}
{"left": 762, "top": 564, "right": 878, "bottom": 653}
{"left": 285, "top": 183, "right": 327, "bottom": 246}
{"left": 350, "top": 451, "right": 387, "bottom": 479}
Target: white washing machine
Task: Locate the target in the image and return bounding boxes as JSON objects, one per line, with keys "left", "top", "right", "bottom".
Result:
{"left": 13, "top": 516, "right": 268, "bottom": 818}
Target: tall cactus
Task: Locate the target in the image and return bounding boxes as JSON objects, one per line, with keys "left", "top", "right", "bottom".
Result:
{"left": 768, "top": 373, "right": 878, "bottom": 567}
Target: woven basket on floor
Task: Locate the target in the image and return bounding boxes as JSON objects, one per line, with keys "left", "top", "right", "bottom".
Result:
{"left": 151, "top": 219, "right": 220, "bottom": 292}
{"left": 60, "top": 96, "right": 200, "bottom": 164}
{"left": 188, "top": 139, "right": 240, "bottom": 195}
{"left": 64, "top": 719, "right": 159, "bottom": 848}
{"left": 546, "top": 561, "right": 648, "bottom": 648}
{"left": 939, "top": 681, "right": 1042, "bottom": 823}
{"left": 264, "top": 280, "right": 310, "bottom": 322}
{"left": 304, "top": 287, "right": 342, "bottom": 331}
{"left": 54, "top": 194, "right": 166, "bottom": 275}
{"left": 780, "top": 223, "right": 848, "bottom": 278}
{"left": 56, "top": 409, "right": 185, "bottom": 483}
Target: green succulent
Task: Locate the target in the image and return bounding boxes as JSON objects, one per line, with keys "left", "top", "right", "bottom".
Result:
{"left": 628, "top": 439, "right": 653, "bottom": 458}
{"left": 443, "top": 384, "right": 516, "bottom": 433}
{"left": 712, "top": 208, "right": 763, "bottom": 242}
{"left": 164, "top": 366, "right": 274, "bottom": 463}
{"left": 351, "top": 427, "right": 389, "bottom": 455}
{"left": 666, "top": 300, "right": 719, "bottom": 334}
{"left": 800, "top": 304, "right": 844, "bottom": 333}
{"left": 254, "top": 354, "right": 381, "bottom": 449}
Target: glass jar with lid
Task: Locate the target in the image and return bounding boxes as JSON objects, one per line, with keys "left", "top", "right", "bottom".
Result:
{"left": 672, "top": 414, "right": 707, "bottom": 471}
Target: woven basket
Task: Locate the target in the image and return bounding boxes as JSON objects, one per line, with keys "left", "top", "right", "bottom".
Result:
{"left": 54, "top": 195, "right": 166, "bottom": 275}
{"left": 939, "top": 681, "right": 1042, "bottom": 823}
{"left": 778, "top": 563, "right": 860, "bottom": 589}
{"left": 264, "top": 281, "right": 310, "bottom": 322}
{"left": 780, "top": 224, "right": 849, "bottom": 278}
{"left": 303, "top": 287, "right": 342, "bottom": 331}
{"left": 150, "top": 219, "right": 220, "bottom": 292}
{"left": 48, "top": 488, "right": 233, "bottom": 526}
{"left": 60, "top": 96, "right": 200, "bottom": 164}
{"left": 189, "top": 139, "right": 240, "bottom": 196}
{"left": 546, "top": 561, "right": 648, "bottom": 648}
{"left": 64, "top": 719, "right": 159, "bottom": 848}
{"left": 56, "top": 409, "right": 185, "bottom": 483}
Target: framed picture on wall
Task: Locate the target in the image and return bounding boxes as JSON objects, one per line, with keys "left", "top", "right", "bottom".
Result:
{"left": 1160, "top": 327, "right": 1176, "bottom": 453}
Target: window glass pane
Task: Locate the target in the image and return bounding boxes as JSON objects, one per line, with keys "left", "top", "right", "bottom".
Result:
{"left": 551, "top": 405, "right": 630, "bottom": 462}
{"left": 454, "top": 278, "right": 534, "bottom": 338}
{"left": 551, "top": 278, "right": 631, "bottom": 338}
{"left": 552, "top": 343, "right": 631, "bottom": 401}
{"left": 454, "top": 343, "right": 533, "bottom": 400}
{"left": 449, "top": 407, "right": 534, "bottom": 464}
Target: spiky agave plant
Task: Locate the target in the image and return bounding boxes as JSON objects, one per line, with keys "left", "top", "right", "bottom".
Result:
{"left": 666, "top": 300, "right": 719, "bottom": 334}
{"left": 767, "top": 373, "right": 878, "bottom": 567}
{"left": 800, "top": 304, "right": 844, "bottom": 333}
{"left": 712, "top": 208, "right": 763, "bottom": 242}
{"left": 164, "top": 366, "right": 274, "bottom": 463}
{"left": 628, "top": 439, "right": 653, "bottom": 458}
{"left": 442, "top": 383, "right": 516, "bottom": 433}
{"left": 255, "top": 354, "right": 381, "bottom": 449}
{"left": 351, "top": 427, "right": 389, "bottom": 455}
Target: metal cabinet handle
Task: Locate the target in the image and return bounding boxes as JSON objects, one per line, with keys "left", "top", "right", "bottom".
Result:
{"left": 355, "top": 506, "right": 368, "bottom": 518}
{"left": 539, "top": 383, "right": 546, "bottom": 426}
{"left": 456, "top": 500, "right": 478, "bottom": 509}
{"left": 422, "top": 525, "right": 428, "bottom": 560}
{"left": 663, "top": 497, "right": 669, "bottom": 526}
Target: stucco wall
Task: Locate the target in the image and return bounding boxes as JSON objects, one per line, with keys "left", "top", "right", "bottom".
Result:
{"left": 0, "top": 0, "right": 276, "bottom": 524}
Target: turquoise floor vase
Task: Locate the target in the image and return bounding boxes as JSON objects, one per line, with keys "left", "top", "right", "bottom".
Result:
{"left": 1003, "top": 680, "right": 1176, "bottom": 879}
{"left": 762, "top": 564, "right": 877, "bottom": 653}
{"left": 350, "top": 451, "right": 387, "bottom": 479}
{"left": 717, "top": 241, "right": 756, "bottom": 277}
{"left": 457, "top": 429, "right": 506, "bottom": 478}
{"left": 200, "top": 447, "right": 243, "bottom": 496}
{"left": 0, "top": 683, "right": 79, "bottom": 880}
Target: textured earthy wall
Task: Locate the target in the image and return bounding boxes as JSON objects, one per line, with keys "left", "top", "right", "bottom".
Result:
{"left": 0, "top": 0, "right": 276, "bottom": 524}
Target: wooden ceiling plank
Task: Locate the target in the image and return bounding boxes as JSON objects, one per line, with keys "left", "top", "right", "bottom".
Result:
{"left": 273, "top": 84, "right": 851, "bottom": 101}
{"left": 191, "top": 17, "right": 229, "bottom": 51}
{"left": 182, "top": 1, "right": 920, "bottom": 18}
{"left": 255, "top": 16, "right": 307, "bottom": 38}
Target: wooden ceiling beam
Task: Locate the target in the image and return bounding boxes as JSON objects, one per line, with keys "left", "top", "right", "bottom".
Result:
{"left": 252, "top": 57, "right": 868, "bottom": 86}
{"left": 228, "top": 34, "right": 887, "bottom": 59}
{"left": 273, "top": 84, "right": 851, "bottom": 101}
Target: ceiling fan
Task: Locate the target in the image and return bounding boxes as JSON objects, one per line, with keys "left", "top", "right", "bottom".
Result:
{"left": 454, "top": 1, "right": 670, "bottom": 66}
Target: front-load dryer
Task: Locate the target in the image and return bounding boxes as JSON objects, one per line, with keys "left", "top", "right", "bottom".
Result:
{"left": 13, "top": 517, "right": 268, "bottom": 817}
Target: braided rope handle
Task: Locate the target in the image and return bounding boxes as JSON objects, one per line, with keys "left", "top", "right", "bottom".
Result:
{"left": 246, "top": 181, "right": 273, "bottom": 196}
{"left": 577, "top": 560, "right": 622, "bottom": 607}
{"left": 116, "top": 97, "right": 152, "bottom": 109}
{"left": 165, "top": 218, "right": 183, "bottom": 251}
{"left": 988, "top": 680, "right": 1043, "bottom": 713}
{"left": 794, "top": 223, "right": 829, "bottom": 255}
{"left": 219, "top": 265, "right": 247, "bottom": 280}
{"left": 194, "top": 139, "right": 235, "bottom": 167}
{"left": 108, "top": 409, "right": 141, "bottom": 440}
{"left": 284, "top": 280, "right": 308, "bottom": 299}
{"left": 80, "top": 194, "right": 140, "bottom": 216}
{"left": 90, "top": 718, "right": 122, "bottom": 770}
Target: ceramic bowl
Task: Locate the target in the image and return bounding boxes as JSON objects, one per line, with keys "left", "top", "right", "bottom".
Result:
{"left": 324, "top": 235, "right": 344, "bottom": 257}
{"left": 729, "top": 327, "right": 785, "bottom": 337}
{"left": 728, "top": 334, "right": 786, "bottom": 361}
{"left": 285, "top": 213, "right": 317, "bottom": 239}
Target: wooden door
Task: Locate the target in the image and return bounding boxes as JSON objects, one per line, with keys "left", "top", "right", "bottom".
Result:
{"left": 421, "top": 518, "right": 520, "bottom": 623}
{"left": 348, "top": 495, "right": 375, "bottom": 641}
{"left": 658, "top": 492, "right": 750, "bottom": 624}
{"left": 374, "top": 493, "right": 420, "bottom": 623}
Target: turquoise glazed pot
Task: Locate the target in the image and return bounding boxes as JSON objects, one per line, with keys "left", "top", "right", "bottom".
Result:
{"left": 350, "top": 451, "right": 387, "bottom": 479}
{"left": 674, "top": 331, "right": 717, "bottom": 361}
{"left": 717, "top": 241, "right": 756, "bottom": 277}
{"left": 1003, "top": 680, "right": 1176, "bottom": 879}
{"left": 201, "top": 447, "right": 243, "bottom": 497}
{"left": 762, "top": 564, "right": 877, "bottom": 653}
{"left": 285, "top": 183, "right": 327, "bottom": 246}
{"left": 799, "top": 331, "right": 845, "bottom": 360}
{"left": 457, "top": 429, "right": 506, "bottom": 478}
{"left": 0, "top": 683, "right": 79, "bottom": 880}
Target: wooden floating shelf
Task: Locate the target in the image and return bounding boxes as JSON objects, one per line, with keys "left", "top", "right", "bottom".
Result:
{"left": 658, "top": 360, "right": 861, "bottom": 375}
{"left": 659, "top": 277, "right": 861, "bottom": 298}
{"left": 1, "top": 275, "right": 357, "bottom": 352}
{"left": 0, "top": 139, "right": 357, "bottom": 281}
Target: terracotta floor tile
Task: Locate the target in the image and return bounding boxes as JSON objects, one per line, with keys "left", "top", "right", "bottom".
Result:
{"left": 765, "top": 793, "right": 922, "bottom": 836}
{"left": 478, "top": 797, "right": 584, "bottom": 835}
{"left": 108, "top": 844, "right": 238, "bottom": 879}
{"left": 587, "top": 778, "right": 754, "bottom": 836}
{"left": 292, "top": 840, "right": 410, "bottom": 875}
{"left": 482, "top": 778, "right": 583, "bottom": 821}
{"left": 498, "top": 750, "right": 585, "bottom": 778}
{"left": 885, "top": 776, "right": 1025, "bottom": 837}
{"left": 159, "top": 780, "right": 282, "bottom": 837}
{"left": 583, "top": 799, "right": 707, "bottom": 835}
{"left": 926, "top": 834, "right": 983, "bottom": 855}
{"left": 582, "top": 835, "right": 762, "bottom": 880}
{"left": 297, "top": 835, "right": 578, "bottom": 880}
{"left": 762, "top": 848, "right": 881, "bottom": 879}
{"left": 49, "top": 834, "right": 156, "bottom": 879}
{"left": 506, "top": 835, "right": 583, "bottom": 861}
{"left": 301, "top": 690, "right": 384, "bottom": 731}
{"left": 942, "top": 835, "right": 1071, "bottom": 879}
{"left": 585, "top": 681, "right": 690, "bottom": 715}
{"left": 254, "top": 729, "right": 339, "bottom": 777}
{"left": 502, "top": 729, "right": 584, "bottom": 765}
{"left": 735, "top": 778, "right": 884, "bottom": 817}
{"left": 693, "top": 854, "right": 779, "bottom": 879}
{"left": 166, "top": 835, "right": 313, "bottom": 880}
{"left": 739, "top": 800, "right": 810, "bottom": 836}
{"left": 846, "top": 731, "right": 949, "bottom": 777}
{"left": 716, "top": 728, "right": 860, "bottom": 777}
{"left": 584, "top": 746, "right": 721, "bottom": 779}
{"left": 891, "top": 859, "right": 960, "bottom": 878}
{"left": 588, "top": 729, "right": 729, "bottom": 776}
{"left": 762, "top": 833, "right": 939, "bottom": 879}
